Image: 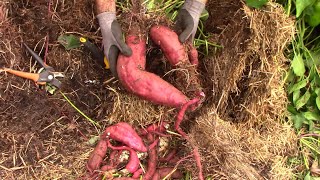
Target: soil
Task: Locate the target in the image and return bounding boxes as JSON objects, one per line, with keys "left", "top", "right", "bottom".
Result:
{"left": 0, "top": 0, "right": 295, "bottom": 179}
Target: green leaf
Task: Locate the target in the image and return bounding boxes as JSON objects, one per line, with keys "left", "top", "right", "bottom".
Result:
{"left": 303, "top": 111, "right": 320, "bottom": 120}
{"left": 316, "top": 96, "right": 320, "bottom": 109}
{"left": 291, "top": 54, "right": 306, "bottom": 77}
{"left": 296, "top": 0, "right": 316, "bottom": 17}
{"left": 288, "top": 104, "right": 298, "bottom": 114}
{"left": 305, "top": 1, "right": 320, "bottom": 27}
{"left": 245, "top": 0, "right": 268, "bottom": 9}
{"left": 292, "top": 113, "right": 305, "bottom": 129}
{"left": 293, "top": 90, "right": 301, "bottom": 104}
{"left": 58, "top": 34, "right": 81, "bottom": 50}
{"left": 295, "top": 90, "right": 311, "bottom": 109}
{"left": 288, "top": 79, "right": 308, "bottom": 94}
{"left": 315, "top": 88, "right": 320, "bottom": 96}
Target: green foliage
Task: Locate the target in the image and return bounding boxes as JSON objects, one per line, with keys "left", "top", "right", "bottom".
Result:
{"left": 296, "top": 0, "right": 316, "bottom": 17}
{"left": 281, "top": 0, "right": 320, "bottom": 178}
{"left": 295, "top": 0, "right": 320, "bottom": 26}
{"left": 57, "top": 34, "right": 81, "bottom": 50}
{"left": 291, "top": 53, "right": 306, "bottom": 76}
{"left": 245, "top": 0, "right": 268, "bottom": 9}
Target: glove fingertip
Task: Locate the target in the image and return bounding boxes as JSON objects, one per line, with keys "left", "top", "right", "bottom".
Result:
{"left": 121, "top": 46, "right": 132, "bottom": 57}
{"left": 179, "top": 32, "right": 189, "bottom": 43}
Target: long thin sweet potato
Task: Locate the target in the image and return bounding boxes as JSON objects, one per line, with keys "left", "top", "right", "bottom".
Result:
{"left": 157, "top": 167, "right": 183, "bottom": 179}
{"left": 86, "top": 137, "right": 108, "bottom": 173}
{"left": 174, "top": 98, "right": 204, "bottom": 180}
{"left": 117, "top": 35, "right": 189, "bottom": 108}
{"left": 103, "top": 122, "right": 147, "bottom": 152}
{"left": 142, "top": 134, "right": 158, "bottom": 180}
{"left": 137, "top": 121, "right": 169, "bottom": 136}
{"left": 107, "top": 142, "right": 141, "bottom": 174}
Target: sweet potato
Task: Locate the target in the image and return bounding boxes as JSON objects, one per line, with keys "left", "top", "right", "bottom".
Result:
{"left": 150, "top": 26, "right": 188, "bottom": 66}
{"left": 188, "top": 45, "right": 199, "bottom": 66}
{"left": 150, "top": 25, "right": 203, "bottom": 99}
{"left": 132, "top": 168, "right": 143, "bottom": 179}
{"left": 117, "top": 35, "right": 189, "bottom": 108}
{"left": 138, "top": 121, "right": 169, "bottom": 136}
{"left": 143, "top": 134, "right": 158, "bottom": 180}
{"left": 158, "top": 167, "right": 183, "bottom": 179}
{"left": 107, "top": 142, "right": 141, "bottom": 174}
{"left": 103, "top": 122, "right": 147, "bottom": 152}
{"left": 159, "top": 149, "right": 177, "bottom": 162}
{"left": 86, "top": 137, "right": 108, "bottom": 173}
{"left": 174, "top": 98, "right": 204, "bottom": 180}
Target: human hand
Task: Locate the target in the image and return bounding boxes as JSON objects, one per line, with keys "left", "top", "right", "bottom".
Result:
{"left": 97, "top": 12, "right": 132, "bottom": 78}
{"left": 175, "top": 0, "right": 205, "bottom": 43}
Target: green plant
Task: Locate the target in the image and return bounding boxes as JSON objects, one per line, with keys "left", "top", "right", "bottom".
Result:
{"left": 280, "top": 0, "right": 320, "bottom": 178}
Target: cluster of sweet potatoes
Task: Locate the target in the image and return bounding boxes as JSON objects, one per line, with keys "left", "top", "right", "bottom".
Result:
{"left": 117, "top": 25, "right": 204, "bottom": 109}
{"left": 83, "top": 96, "right": 202, "bottom": 180}
{"left": 82, "top": 25, "right": 205, "bottom": 180}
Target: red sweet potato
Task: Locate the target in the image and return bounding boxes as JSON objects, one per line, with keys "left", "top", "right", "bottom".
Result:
{"left": 174, "top": 98, "right": 204, "bottom": 180}
{"left": 107, "top": 142, "right": 141, "bottom": 174}
{"left": 103, "top": 122, "right": 147, "bottom": 152}
{"left": 143, "top": 134, "right": 158, "bottom": 180}
{"left": 138, "top": 121, "right": 169, "bottom": 136}
{"left": 150, "top": 25, "right": 188, "bottom": 66}
{"left": 117, "top": 35, "right": 189, "bottom": 108}
{"left": 158, "top": 167, "right": 183, "bottom": 179}
{"left": 86, "top": 138, "right": 108, "bottom": 173}
{"left": 132, "top": 168, "right": 143, "bottom": 179}
{"left": 188, "top": 45, "right": 199, "bottom": 66}
{"left": 159, "top": 149, "right": 177, "bottom": 162}
{"left": 150, "top": 25, "right": 204, "bottom": 99}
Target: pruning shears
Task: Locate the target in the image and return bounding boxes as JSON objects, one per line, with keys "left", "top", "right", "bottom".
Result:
{"left": 79, "top": 37, "right": 110, "bottom": 69}
{"left": 1, "top": 43, "right": 64, "bottom": 89}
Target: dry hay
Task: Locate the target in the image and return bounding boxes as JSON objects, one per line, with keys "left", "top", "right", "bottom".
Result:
{"left": 0, "top": 0, "right": 299, "bottom": 179}
{"left": 187, "top": 1, "right": 298, "bottom": 179}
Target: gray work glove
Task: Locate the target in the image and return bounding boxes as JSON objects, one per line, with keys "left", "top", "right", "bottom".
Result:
{"left": 175, "top": 0, "right": 205, "bottom": 43}
{"left": 97, "top": 12, "right": 132, "bottom": 78}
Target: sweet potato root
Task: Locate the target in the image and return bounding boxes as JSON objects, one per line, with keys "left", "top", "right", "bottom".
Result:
{"left": 138, "top": 121, "right": 169, "bottom": 136}
{"left": 107, "top": 142, "right": 141, "bottom": 173}
{"left": 103, "top": 122, "right": 147, "bottom": 152}
{"left": 158, "top": 167, "right": 183, "bottom": 179}
{"left": 132, "top": 168, "right": 143, "bottom": 179}
{"left": 174, "top": 98, "right": 204, "bottom": 180}
{"left": 117, "top": 35, "right": 189, "bottom": 108}
{"left": 143, "top": 134, "right": 158, "bottom": 180}
{"left": 86, "top": 137, "right": 108, "bottom": 173}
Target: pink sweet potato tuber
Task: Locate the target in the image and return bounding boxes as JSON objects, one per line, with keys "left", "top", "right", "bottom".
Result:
{"left": 86, "top": 137, "right": 108, "bottom": 173}
{"left": 103, "top": 122, "right": 147, "bottom": 152}
{"left": 150, "top": 25, "right": 203, "bottom": 99}
{"left": 107, "top": 142, "right": 141, "bottom": 174}
{"left": 117, "top": 35, "right": 189, "bottom": 108}
{"left": 150, "top": 25, "right": 188, "bottom": 66}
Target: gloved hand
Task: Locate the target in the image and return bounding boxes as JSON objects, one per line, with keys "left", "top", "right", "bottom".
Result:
{"left": 175, "top": 0, "right": 205, "bottom": 43}
{"left": 97, "top": 12, "right": 132, "bottom": 78}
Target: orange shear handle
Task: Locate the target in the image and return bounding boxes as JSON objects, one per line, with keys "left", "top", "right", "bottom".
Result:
{"left": 3, "top": 68, "right": 45, "bottom": 85}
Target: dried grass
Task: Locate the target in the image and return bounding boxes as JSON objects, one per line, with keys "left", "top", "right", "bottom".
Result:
{"left": 0, "top": 0, "right": 299, "bottom": 179}
{"left": 187, "top": 2, "right": 298, "bottom": 179}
